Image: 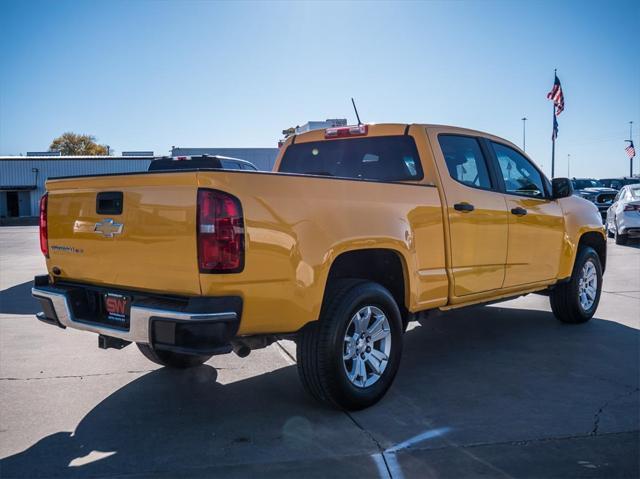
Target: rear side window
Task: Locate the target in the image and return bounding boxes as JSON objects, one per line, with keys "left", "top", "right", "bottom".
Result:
{"left": 220, "top": 160, "right": 243, "bottom": 170}
{"left": 148, "top": 157, "right": 223, "bottom": 171}
{"left": 438, "top": 135, "right": 492, "bottom": 189}
{"left": 279, "top": 136, "right": 423, "bottom": 181}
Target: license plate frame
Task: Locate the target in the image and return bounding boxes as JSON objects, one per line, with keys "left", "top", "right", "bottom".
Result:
{"left": 102, "top": 293, "right": 131, "bottom": 329}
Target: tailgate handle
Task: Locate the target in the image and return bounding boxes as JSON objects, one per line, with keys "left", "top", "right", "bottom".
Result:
{"left": 96, "top": 192, "right": 123, "bottom": 215}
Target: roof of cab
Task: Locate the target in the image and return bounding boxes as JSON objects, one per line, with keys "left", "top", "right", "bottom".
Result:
{"left": 288, "top": 122, "right": 521, "bottom": 152}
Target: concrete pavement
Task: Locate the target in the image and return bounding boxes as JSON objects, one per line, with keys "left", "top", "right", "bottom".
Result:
{"left": 1, "top": 226, "right": 638, "bottom": 478}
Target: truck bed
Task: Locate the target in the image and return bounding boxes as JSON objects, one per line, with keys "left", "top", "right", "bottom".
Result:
{"left": 44, "top": 168, "right": 446, "bottom": 334}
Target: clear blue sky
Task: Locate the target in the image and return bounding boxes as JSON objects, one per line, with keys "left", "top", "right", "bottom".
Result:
{"left": 1, "top": 0, "right": 638, "bottom": 178}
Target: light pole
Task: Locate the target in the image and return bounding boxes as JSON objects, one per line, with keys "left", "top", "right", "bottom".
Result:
{"left": 567, "top": 154, "right": 571, "bottom": 177}
{"left": 521, "top": 117, "right": 527, "bottom": 151}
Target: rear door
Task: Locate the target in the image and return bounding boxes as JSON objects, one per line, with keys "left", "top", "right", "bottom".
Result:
{"left": 431, "top": 132, "right": 508, "bottom": 296}
{"left": 487, "top": 141, "right": 564, "bottom": 287}
{"left": 46, "top": 172, "right": 201, "bottom": 295}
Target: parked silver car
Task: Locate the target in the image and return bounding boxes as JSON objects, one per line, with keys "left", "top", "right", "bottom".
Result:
{"left": 606, "top": 183, "right": 640, "bottom": 245}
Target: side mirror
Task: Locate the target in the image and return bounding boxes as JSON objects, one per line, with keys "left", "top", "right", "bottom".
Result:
{"left": 552, "top": 177, "right": 573, "bottom": 199}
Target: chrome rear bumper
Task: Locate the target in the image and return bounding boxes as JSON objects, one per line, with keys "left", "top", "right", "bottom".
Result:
{"left": 32, "top": 278, "right": 241, "bottom": 354}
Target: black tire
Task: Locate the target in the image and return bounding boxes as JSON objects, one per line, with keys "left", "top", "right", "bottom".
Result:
{"left": 607, "top": 227, "right": 614, "bottom": 239}
{"left": 549, "top": 246, "right": 602, "bottom": 324}
{"left": 296, "top": 280, "right": 403, "bottom": 410}
{"left": 136, "top": 343, "right": 212, "bottom": 369}
{"left": 614, "top": 221, "right": 628, "bottom": 245}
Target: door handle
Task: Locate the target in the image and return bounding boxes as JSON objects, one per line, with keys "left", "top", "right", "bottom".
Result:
{"left": 511, "top": 207, "right": 528, "bottom": 216}
{"left": 454, "top": 202, "right": 474, "bottom": 212}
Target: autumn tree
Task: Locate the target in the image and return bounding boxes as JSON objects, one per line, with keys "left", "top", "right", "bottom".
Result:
{"left": 49, "top": 133, "right": 109, "bottom": 155}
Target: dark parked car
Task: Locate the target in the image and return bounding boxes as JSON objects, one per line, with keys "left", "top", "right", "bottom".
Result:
{"left": 148, "top": 155, "right": 258, "bottom": 172}
{"left": 571, "top": 178, "right": 617, "bottom": 220}
{"left": 600, "top": 177, "right": 639, "bottom": 190}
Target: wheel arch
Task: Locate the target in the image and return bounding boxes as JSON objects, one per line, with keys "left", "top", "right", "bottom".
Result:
{"left": 322, "top": 248, "right": 411, "bottom": 324}
{"left": 578, "top": 231, "right": 607, "bottom": 273}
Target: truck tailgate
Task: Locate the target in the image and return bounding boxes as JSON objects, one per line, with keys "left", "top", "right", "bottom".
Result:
{"left": 45, "top": 172, "right": 201, "bottom": 295}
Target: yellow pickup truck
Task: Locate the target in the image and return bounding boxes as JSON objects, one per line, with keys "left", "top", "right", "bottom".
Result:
{"left": 32, "top": 123, "right": 606, "bottom": 410}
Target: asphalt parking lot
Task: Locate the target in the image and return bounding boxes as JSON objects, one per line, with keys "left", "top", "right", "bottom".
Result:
{"left": 0, "top": 226, "right": 638, "bottom": 478}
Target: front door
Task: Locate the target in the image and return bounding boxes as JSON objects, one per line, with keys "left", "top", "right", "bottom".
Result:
{"left": 433, "top": 133, "right": 508, "bottom": 297}
{"left": 488, "top": 141, "right": 564, "bottom": 286}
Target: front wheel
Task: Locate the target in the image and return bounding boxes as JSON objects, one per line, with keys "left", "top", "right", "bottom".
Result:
{"left": 137, "top": 343, "right": 212, "bottom": 368}
{"left": 296, "top": 280, "right": 403, "bottom": 410}
{"left": 614, "top": 220, "right": 628, "bottom": 245}
{"left": 549, "top": 246, "right": 602, "bottom": 324}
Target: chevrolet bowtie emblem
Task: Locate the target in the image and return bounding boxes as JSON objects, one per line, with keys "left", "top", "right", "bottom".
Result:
{"left": 94, "top": 219, "right": 124, "bottom": 238}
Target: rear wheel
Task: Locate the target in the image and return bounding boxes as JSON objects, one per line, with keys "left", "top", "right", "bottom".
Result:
{"left": 296, "top": 280, "right": 403, "bottom": 410}
{"left": 137, "top": 343, "right": 212, "bottom": 369}
{"left": 549, "top": 246, "right": 602, "bottom": 324}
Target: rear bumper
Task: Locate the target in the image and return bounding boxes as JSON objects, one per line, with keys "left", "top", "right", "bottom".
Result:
{"left": 31, "top": 275, "right": 241, "bottom": 356}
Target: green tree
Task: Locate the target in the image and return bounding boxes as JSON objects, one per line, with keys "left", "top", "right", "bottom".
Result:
{"left": 49, "top": 132, "right": 109, "bottom": 155}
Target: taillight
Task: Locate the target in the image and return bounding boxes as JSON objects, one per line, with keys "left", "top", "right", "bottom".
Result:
{"left": 197, "top": 189, "right": 244, "bottom": 273}
{"left": 325, "top": 124, "right": 368, "bottom": 139}
{"left": 624, "top": 204, "right": 640, "bottom": 211}
{"left": 39, "top": 193, "right": 48, "bottom": 258}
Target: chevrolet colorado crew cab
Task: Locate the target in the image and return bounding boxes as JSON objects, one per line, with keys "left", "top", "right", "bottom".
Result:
{"left": 33, "top": 123, "right": 606, "bottom": 410}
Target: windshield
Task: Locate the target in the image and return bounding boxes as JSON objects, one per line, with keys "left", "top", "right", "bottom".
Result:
{"left": 572, "top": 179, "right": 604, "bottom": 189}
{"left": 279, "top": 136, "right": 423, "bottom": 182}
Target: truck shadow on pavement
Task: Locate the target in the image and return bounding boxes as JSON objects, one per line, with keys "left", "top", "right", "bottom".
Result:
{"left": 0, "top": 281, "right": 39, "bottom": 315}
{"left": 1, "top": 306, "right": 639, "bottom": 478}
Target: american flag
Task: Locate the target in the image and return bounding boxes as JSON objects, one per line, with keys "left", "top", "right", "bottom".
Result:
{"left": 547, "top": 74, "right": 565, "bottom": 115}
{"left": 626, "top": 140, "right": 636, "bottom": 159}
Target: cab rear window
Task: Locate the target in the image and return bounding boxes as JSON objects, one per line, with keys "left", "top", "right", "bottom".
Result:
{"left": 279, "top": 136, "right": 423, "bottom": 182}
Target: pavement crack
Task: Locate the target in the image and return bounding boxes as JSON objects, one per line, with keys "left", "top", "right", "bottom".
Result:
{"left": 342, "top": 411, "right": 393, "bottom": 478}
{"left": 274, "top": 341, "right": 296, "bottom": 365}
{"left": 591, "top": 387, "right": 640, "bottom": 436}
{"left": 0, "top": 369, "right": 156, "bottom": 381}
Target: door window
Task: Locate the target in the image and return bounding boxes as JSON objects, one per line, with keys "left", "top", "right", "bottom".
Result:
{"left": 438, "top": 135, "right": 492, "bottom": 189}
{"left": 491, "top": 142, "right": 546, "bottom": 198}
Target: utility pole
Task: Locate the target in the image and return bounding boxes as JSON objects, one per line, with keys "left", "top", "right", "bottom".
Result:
{"left": 522, "top": 117, "right": 527, "bottom": 151}
{"left": 567, "top": 154, "right": 571, "bottom": 177}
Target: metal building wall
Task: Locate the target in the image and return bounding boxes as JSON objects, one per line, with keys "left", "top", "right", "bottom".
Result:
{"left": 0, "top": 157, "right": 152, "bottom": 217}
{"left": 0, "top": 148, "right": 280, "bottom": 218}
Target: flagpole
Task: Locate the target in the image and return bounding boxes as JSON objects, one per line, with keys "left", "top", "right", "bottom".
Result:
{"left": 551, "top": 69, "right": 556, "bottom": 178}
{"left": 630, "top": 121, "right": 634, "bottom": 177}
